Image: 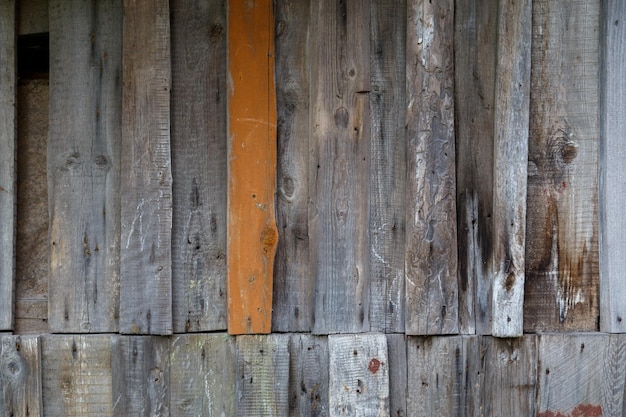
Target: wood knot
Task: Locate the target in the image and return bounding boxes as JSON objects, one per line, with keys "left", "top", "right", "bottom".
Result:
{"left": 334, "top": 107, "right": 349, "bottom": 129}
{"left": 260, "top": 226, "right": 278, "bottom": 257}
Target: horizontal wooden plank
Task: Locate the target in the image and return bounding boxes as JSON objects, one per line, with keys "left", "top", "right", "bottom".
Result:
{"left": 0, "top": 335, "right": 42, "bottom": 417}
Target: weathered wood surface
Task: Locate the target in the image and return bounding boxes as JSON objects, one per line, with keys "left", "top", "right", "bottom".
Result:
{"left": 328, "top": 334, "right": 389, "bottom": 416}
{"left": 0, "top": 336, "right": 42, "bottom": 417}
{"left": 16, "top": 0, "right": 48, "bottom": 35}
{"left": 0, "top": 0, "right": 15, "bottom": 332}
{"left": 287, "top": 334, "right": 329, "bottom": 417}
{"left": 309, "top": 0, "right": 371, "bottom": 335}
{"left": 170, "top": 0, "right": 227, "bottom": 333}
{"left": 235, "top": 335, "right": 290, "bottom": 417}
{"left": 48, "top": 0, "right": 122, "bottom": 333}
{"left": 169, "top": 334, "right": 235, "bottom": 416}
{"left": 405, "top": 0, "right": 458, "bottom": 335}
{"left": 600, "top": 0, "right": 626, "bottom": 334}
{"left": 386, "top": 334, "right": 407, "bottom": 417}
{"left": 525, "top": 0, "right": 600, "bottom": 332}
{"left": 227, "top": 0, "right": 278, "bottom": 335}
{"left": 120, "top": 0, "right": 173, "bottom": 335}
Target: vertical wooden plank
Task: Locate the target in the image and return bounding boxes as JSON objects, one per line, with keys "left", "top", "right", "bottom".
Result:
{"left": 227, "top": 0, "right": 278, "bottom": 335}
{"left": 169, "top": 334, "right": 235, "bottom": 417}
{"left": 48, "top": 0, "right": 122, "bottom": 333}
{"left": 272, "top": 0, "right": 312, "bottom": 333}
{"left": 170, "top": 0, "right": 227, "bottom": 333}
{"left": 287, "top": 334, "right": 329, "bottom": 417}
{"left": 16, "top": 0, "right": 48, "bottom": 35}
{"left": 386, "top": 334, "right": 407, "bottom": 417}
{"left": 328, "top": 334, "right": 389, "bottom": 416}
{"left": 525, "top": 0, "right": 600, "bottom": 332}
{"left": 309, "top": 0, "right": 371, "bottom": 335}
{"left": 120, "top": 0, "right": 173, "bottom": 335}
{"left": 0, "top": 336, "right": 42, "bottom": 417}
{"left": 599, "top": 0, "right": 626, "bottom": 333}
{"left": 235, "top": 335, "right": 290, "bottom": 417}
{"left": 111, "top": 336, "right": 170, "bottom": 417}
{"left": 42, "top": 335, "right": 112, "bottom": 417}
{"left": 369, "top": 0, "right": 407, "bottom": 334}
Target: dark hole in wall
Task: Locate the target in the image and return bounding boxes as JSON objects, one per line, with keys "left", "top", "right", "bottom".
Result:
{"left": 17, "top": 32, "right": 49, "bottom": 79}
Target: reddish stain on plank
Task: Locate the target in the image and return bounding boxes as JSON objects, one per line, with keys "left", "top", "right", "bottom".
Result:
{"left": 537, "top": 404, "right": 602, "bottom": 417}
{"left": 368, "top": 358, "right": 381, "bottom": 374}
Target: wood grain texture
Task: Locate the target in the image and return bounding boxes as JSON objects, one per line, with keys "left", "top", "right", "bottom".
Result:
{"left": 48, "top": 0, "right": 122, "bottom": 333}
{"left": 170, "top": 0, "right": 227, "bottom": 333}
{"left": 227, "top": 0, "right": 278, "bottom": 335}
{"left": 0, "top": 336, "right": 42, "bottom": 417}
{"left": 386, "top": 334, "right": 407, "bottom": 417}
{"left": 16, "top": 0, "right": 48, "bottom": 35}
{"left": 120, "top": 0, "right": 173, "bottom": 335}
{"left": 169, "top": 334, "right": 235, "bottom": 417}
{"left": 525, "top": 0, "right": 600, "bottom": 332}
{"left": 287, "top": 334, "right": 329, "bottom": 417}
{"left": 599, "top": 0, "right": 626, "bottom": 333}
{"left": 405, "top": 0, "right": 458, "bottom": 335}
{"left": 328, "top": 334, "right": 389, "bottom": 416}
{"left": 309, "top": 0, "right": 371, "bottom": 335}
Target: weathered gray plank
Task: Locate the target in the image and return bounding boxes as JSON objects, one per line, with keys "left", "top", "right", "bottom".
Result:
{"left": 42, "top": 335, "right": 112, "bottom": 417}
{"left": 525, "top": 0, "right": 600, "bottom": 332}
{"left": 170, "top": 0, "right": 227, "bottom": 333}
{"left": 16, "top": 0, "right": 48, "bottom": 35}
{"left": 310, "top": 0, "right": 371, "bottom": 334}
{"left": 235, "top": 335, "right": 290, "bottom": 417}
{"left": 169, "top": 334, "right": 235, "bottom": 417}
{"left": 111, "top": 336, "right": 170, "bottom": 417}
{"left": 0, "top": 336, "right": 42, "bottom": 417}
{"left": 328, "top": 333, "right": 389, "bottom": 416}
{"left": 405, "top": 0, "right": 458, "bottom": 335}
{"left": 386, "top": 334, "right": 406, "bottom": 417}
{"left": 369, "top": 0, "right": 406, "bottom": 334}
{"left": 287, "top": 334, "right": 329, "bottom": 417}
{"left": 120, "top": 0, "right": 173, "bottom": 335}
{"left": 48, "top": 0, "right": 122, "bottom": 333}
{"left": 272, "top": 0, "right": 312, "bottom": 333}
{"left": 600, "top": 0, "right": 626, "bottom": 333}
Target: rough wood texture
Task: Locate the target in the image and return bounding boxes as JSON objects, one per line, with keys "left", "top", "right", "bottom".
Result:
{"left": 386, "top": 334, "right": 407, "bottom": 417}
{"left": 170, "top": 0, "right": 227, "bottom": 333}
{"left": 310, "top": 0, "right": 371, "bottom": 335}
{"left": 405, "top": 0, "right": 458, "bottom": 335}
{"left": 120, "top": 0, "right": 173, "bottom": 335}
{"left": 235, "top": 335, "right": 290, "bottom": 417}
{"left": 48, "top": 0, "right": 122, "bottom": 333}
{"left": 600, "top": 0, "right": 626, "bottom": 334}
{"left": 328, "top": 334, "right": 389, "bottom": 416}
{"left": 227, "top": 0, "right": 278, "bottom": 335}
{"left": 16, "top": 0, "right": 48, "bottom": 35}
{"left": 272, "top": 0, "right": 312, "bottom": 333}
{"left": 369, "top": 0, "right": 406, "bottom": 334}
{"left": 287, "top": 334, "right": 329, "bottom": 417}
{"left": 0, "top": 336, "right": 42, "bottom": 417}
{"left": 169, "top": 334, "right": 235, "bottom": 416}
{"left": 525, "top": 0, "right": 600, "bottom": 332}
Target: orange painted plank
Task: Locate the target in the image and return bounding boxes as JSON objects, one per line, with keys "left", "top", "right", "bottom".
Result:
{"left": 227, "top": 0, "right": 278, "bottom": 334}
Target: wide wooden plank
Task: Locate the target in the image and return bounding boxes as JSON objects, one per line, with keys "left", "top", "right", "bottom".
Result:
{"left": 525, "top": 0, "right": 600, "bottom": 332}
{"left": 386, "top": 334, "right": 407, "bottom": 417}
{"left": 369, "top": 0, "right": 406, "bottom": 334}
{"left": 170, "top": 0, "right": 227, "bottom": 333}
{"left": 169, "top": 334, "right": 235, "bottom": 416}
{"left": 120, "top": 0, "right": 173, "bottom": 335}
{"left": 42, "top": 335, "right": 112, "bottom": 417}
{"left": 0, "top": 336, "right": 42, "bottom": 417}
{"left": 48, "top": 0, "right": 122, "bottom": 333}
{"left": 235, "top": 335, "right": 290, "bottom": 417}
{"left": 328, "top": 334, "right": 389, "bottom": 416}
{"left": 227, "top": 0, "right": 278, "bottom": 335}
{"left": 600, "top": 0, "right": 626, "bottom": 333}
{"left": 287, "top": 334, "right": 329, "bottom": 417}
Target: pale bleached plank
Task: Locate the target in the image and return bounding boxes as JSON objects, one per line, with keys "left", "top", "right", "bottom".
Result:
{"left": 328, "top": 334, "right": 389, "bottom": 416}
{"left": 386, "top": 334, "right": 407, "bottom": 417}
{"left": 0, "top": 336, "right": 42, "bottom": 417}
{"left": 287, "top": 334, "right": 329, "bottom": 417}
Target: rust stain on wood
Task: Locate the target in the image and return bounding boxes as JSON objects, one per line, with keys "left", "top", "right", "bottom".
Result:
{"left": 537, "top": 403, "right": 602, "bottom": 417}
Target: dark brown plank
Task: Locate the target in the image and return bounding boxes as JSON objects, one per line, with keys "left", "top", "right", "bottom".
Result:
{"left": 0, "top": 336, "right": 42, "bottom": 417}
{"left": 387, "top": 334, "right": 407, "bottom": 417}
{"left": 287, "top": 334, "right": 329, "bottom": 417}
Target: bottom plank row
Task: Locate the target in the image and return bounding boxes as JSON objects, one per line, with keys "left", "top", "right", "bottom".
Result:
{"left": 1, "top": 333, "right": 625, "bottom": 416}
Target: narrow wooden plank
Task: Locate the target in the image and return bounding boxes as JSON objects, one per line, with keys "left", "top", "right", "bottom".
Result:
{"left": 120, "top": 0, "right": 173, "bottom": 335}
{"left": 16, "top": 0, "right": 48, "bottom": 35}
{"left": 48, "top": 0, "right": 122, "bottom": 333}
{"left": 272, "top": 0, "right": 312, "bottom": 333}
{"left": 525, "top": 0, "right": 600, "bottom": 332}
{"left": 0, "top": 336, "right": 42, "bottom": 417}
{"left": 42, "top": 335, "right": 112, "bottom": 417}
{"left": 14, "top": 299, "right": 47, "bottom": 335}
{"left": 235, "top": 335, "right": 290, "bottom": 417}
{"left": 111, "top": 336, "right": 170, "bottom": 417}
{"left": 599, "top": 0, "right": 626, "bottom": 333}
{"left": 405, "top": 0, "right": 458, "bottom": 335}
{"left": 169, "top": 334, "right": 235, "bottom": 416}
{"left": 386, "top": 334, "right": 407, "bottom": 417}
{"left": 491, "top": 0, "right": 531, "bottom": 337}
{"left": 310, "top": 0, "right": 371, "bottom": 335}
{"left": 369, "top": 0, "right": 407, "bottom": 334}
{"left": 328, "top": 334, "right": 389, "bottom": 416}
{"left": 170, "top": 0, "right": 227, "bottom": 333}
{"left": 227, "top": 0, "right": 278, "bottom": 335}
{"left": 287, "top": 334, "right": 329, "bottom": 417}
